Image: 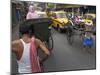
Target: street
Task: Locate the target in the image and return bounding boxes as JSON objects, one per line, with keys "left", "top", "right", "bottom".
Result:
{"left": 12, "top": 25, "right": 96, "bottom": 73}
{"left": 43, "top": 28, "right": 96, "bottom": 72}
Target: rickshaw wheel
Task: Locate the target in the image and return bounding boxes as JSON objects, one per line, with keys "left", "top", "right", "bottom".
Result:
{"left": 66, "top": 29, "right": 73, "bottom": 45}
{"left": 44, "top": 36, "right": 54, "bottom": 51}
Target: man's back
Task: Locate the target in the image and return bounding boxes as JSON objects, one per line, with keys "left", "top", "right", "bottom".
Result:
{"left": 17, "top": 39, "right": 32, "bottom": 73}
{"left": 12, "top": 38, "right": 41, "bottom": 73}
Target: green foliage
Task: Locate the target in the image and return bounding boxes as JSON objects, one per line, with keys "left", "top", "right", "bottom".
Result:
{"left": 47, "top": 3, "right": 55, "bottom": 8}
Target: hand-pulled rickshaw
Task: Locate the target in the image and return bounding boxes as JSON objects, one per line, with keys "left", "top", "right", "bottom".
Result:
{"left": 22, "top": 18, "right": 54, "bottom": 51}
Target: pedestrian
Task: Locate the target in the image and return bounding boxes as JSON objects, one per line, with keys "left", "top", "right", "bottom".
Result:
{"left": 26, "top": 5, "right": 39, "bottom": 20}
{"left": 16, "top": 3, "right": 22, "bottom": 23}
{"left": 12, "top": 21, "right": 50, "bottom": 73}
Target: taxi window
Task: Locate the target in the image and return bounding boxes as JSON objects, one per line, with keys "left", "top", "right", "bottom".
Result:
{"left": 87, "top": 15, "right": 93, "bottom": 19}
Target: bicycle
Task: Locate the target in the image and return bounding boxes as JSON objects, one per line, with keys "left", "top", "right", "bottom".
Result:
{"left": 66, "top": 25, "right": 74, "bottom": 45}
{"left": 65, "top": 19, "right": 78, "bottom": 45}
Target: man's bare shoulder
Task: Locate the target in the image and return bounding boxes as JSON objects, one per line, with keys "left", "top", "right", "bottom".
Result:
{"left": 12, "top": 39, "right": 21, "bottom": 45}
{"left": 12, "top": 39, "right": 22, "bottom": 52}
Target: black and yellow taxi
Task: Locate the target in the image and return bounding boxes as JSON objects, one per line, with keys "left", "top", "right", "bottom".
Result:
{"left": 84, "top": 13, "right": 96, "bottom": 26}
{"left": 50, "top": 11, "right": 70, "bottom": 32}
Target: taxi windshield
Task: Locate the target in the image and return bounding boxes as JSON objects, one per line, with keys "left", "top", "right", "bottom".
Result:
{"left": 84, "top": 15, "right": 93, "bottom": 20}
{"left": 56, "top": 13, "right": 67, "bottom": 18}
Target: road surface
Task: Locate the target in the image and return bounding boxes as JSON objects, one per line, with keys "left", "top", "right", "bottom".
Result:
{"left": 11, "top": 25, "right": 96, "bottom": 73}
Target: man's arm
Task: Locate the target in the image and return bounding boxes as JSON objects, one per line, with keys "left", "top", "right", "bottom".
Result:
{"left": 12, "top": 41, "right": 18, "bottom": 54}
{"left": 35, "top": 39, "right": 50, "bottom": 62}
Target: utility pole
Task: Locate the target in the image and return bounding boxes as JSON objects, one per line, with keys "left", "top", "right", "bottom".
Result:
{"left": 72, "top": 7, "right": 74, "bottom": 18}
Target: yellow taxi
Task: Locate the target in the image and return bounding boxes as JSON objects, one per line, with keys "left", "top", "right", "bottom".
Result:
{"left": 50, "top": 11, "right": 69, "bottom": 32}
{"left": 84, "top": 13, "right": 96, "bottom": 35}
{"left": 84, "top": 13, "right": 96, "bottom": 26}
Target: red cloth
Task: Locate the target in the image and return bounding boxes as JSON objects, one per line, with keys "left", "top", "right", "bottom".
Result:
{"left": 30, "top": 38, "right": 41, "bottom": 73}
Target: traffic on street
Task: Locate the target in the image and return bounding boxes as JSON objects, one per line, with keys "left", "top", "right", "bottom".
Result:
{"left": 11, "top": 0, "right": 96, "bottom": 74}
